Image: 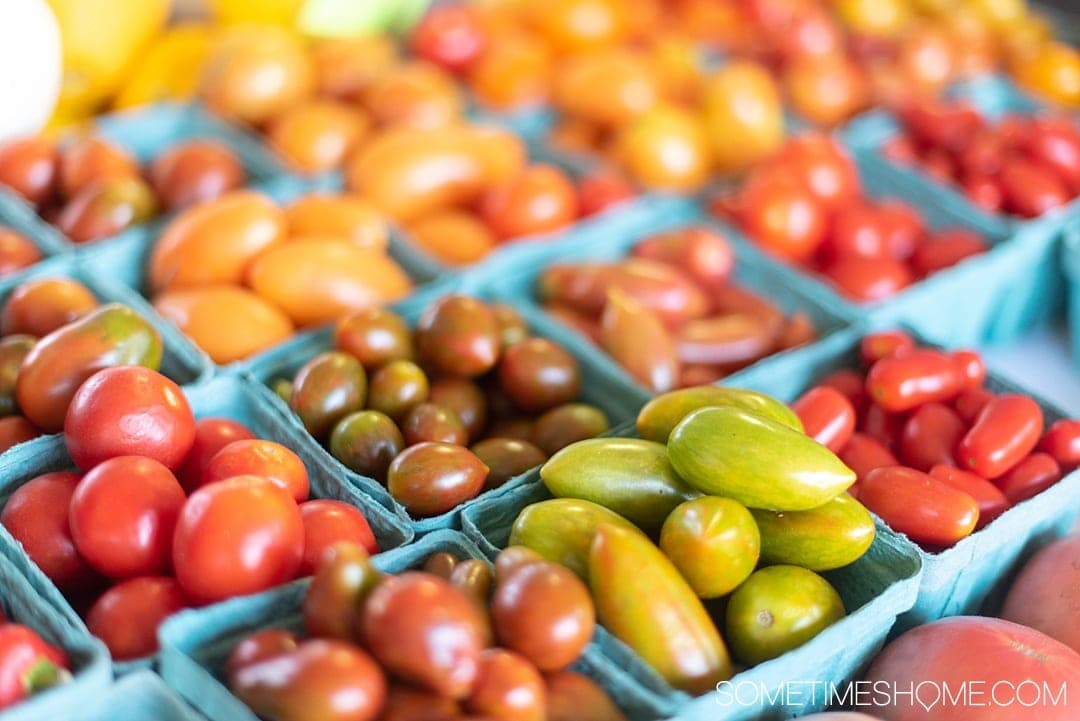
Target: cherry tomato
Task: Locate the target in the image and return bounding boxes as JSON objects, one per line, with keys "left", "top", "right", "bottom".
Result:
{"left": 529, "top": 0, "right": 628, "bottom": 53}
{"left": 0, "top": 137, "right": 59, "bottom": 206}
{"left": 577, "top": 171, "right": 636, "bottom": 216}
{"left": 792, "top": 386, "right": 856, "bottom": 452}
{"left": 839, "top": 432, "right": 899, "bottom": 487}
{"left": 818, "top": 368, "right": 869, "bottom": 415}
{"left": 898, "top": 100, "right": 982, "bottom": 153}
{"left": 85, "top": 576, "right": 189, "bottom": 660}
{"left": 860, "top": 403, "right": 903, "bottom": 450}
{"left": 0, "top": 277, "right": 98, "bottom": 337}
{"left": 298, "top": 499, "right": 379, "bottom": 576}
{"left": 69, "top": 456, "right": 186, "bottom": 579}
{"left": 64, "top": 366, "right": 196, "bottom": 471}
{"left": 823, "top": 203, "right": 894, "bottom": 261}
{"left": 865, "top": 348, "right": 962, "bottom": 412}
{"left": 203, "top": 439, "right": 310, "bottom": 502}
{"left": 1010, "top": 41, "right": 1080, "bottom": 108}
{"left": 898, "top": 402, "right": 965, "bottom": 472}
{"left": 615, "top": 105, "right": 712, "bottom": 193}
{"left": 226, "top": 629, "right": 299, "bottom": 682}
{"left": 860, "top": 330, "right": 915, "bottom": 366}
{"left": 881, "top": 135, "right": 917, "bottom": 164}
{"left": 860, "top": 466, "right": 979, "bottom": 546}
{"left": 175, "top": 417, "right": 257, "bottom": 493}
{"left": 1000, "top": 156, "right": 1073, "bottom": 218}
{"left": 1038, "top": 419, "right": 1080, "bottom": 471}
{"left": 954, "top": 387, "right": 996, "bottom": 424}
{"left": 876, "top": 201, "right": 926, "bottom": 261}
{"left": 0, "top": 624, "right": 70, "bottom": 710}
{"left": 150, "top": 141, "right": 245, "bottom": 212}
{"left": 267, "top": 101, "right": 370, "bottom": 174}
{"left": 929, "top": 465, "right": 1009, "bottom": 529}
{"left": 468, "top": 34, "right": 552, "bottom": 111}
{"left": 0, "top": 228, "right": 42, "bottom": 278}
{"left": 631, "top": 227, "right": 735, "bottom": 291}
{"left": 1023, "top": 117, "right": 1080, "bottom": 194}
{"left": 911, "top": 228, "right": 987, "bottom": 277}
{"left": 0, "top": 416, "right": 42, "bottom": 454}
{"left": 0, "top": 471, "right": 101, "bottom": 593}
{"left": 951, "top": 350, "right": 986, "bottom": 390}
{"left": 466, "top": 648, "right": 546, "bottom": 721}
{"left": 409, "top": 4, "right": 487, "bottom": 73}
{"left": 480, "top": 165, "right": 579, "bottom": 241}
{"left": 957, "top": 394, "right": 1044, "bottom": 479}
{"left": 784, "top": 52, "right": 869, "bottom": 127}
{"left": 962, "top": 173, "right": 1004, "bottom": 213}
{"left": 59, "top": 138, "right": 139, "bottom": 199}
{"left": 824, "top": 256, "right": 912, "bottom": 302}
{"left": 739, "top": 176, "right": 827, "bottom": 263}
{"left": 994, "top": 453, "right": 1062, "bottom": 505}
{"left": 172, "top": 475, "right": 304, "bottom": 603}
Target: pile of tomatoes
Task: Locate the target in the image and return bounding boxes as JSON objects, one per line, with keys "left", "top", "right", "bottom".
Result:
{"left": 0, "top": 365, "right": 379, "bottom": 661}
{"left": 791, "top": 330, "right": 1080, "bottom": 549}
{"left": 0, "top": 609, "right": 71, "bottom": 712}
{"left": 0, "top": 227, "right": 43, "bottom": 279}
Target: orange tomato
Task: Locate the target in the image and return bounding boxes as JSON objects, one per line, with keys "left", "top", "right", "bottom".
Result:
{"left": 896, "top": 24, "right": 956, "bottom": 95}
{"left": 703, "top": 61, "right": 784, "bottom": 173}
{"left": 60, "top": 138, "right": 140, "bottom": 200}
{"left": 267, "top": 101, "right": 369, "bottom": 173}
{"left": 622, "top": 0, "right": 666, "bottom": 40}
{"left": 527, "top": 0, "right": 628, "bottom": 53}
{"left": 1, "top": 277, "right": 98, "bottom": 337}
{"left": 1011, "top": 41, "right": 1080, "bottom": 107}
{"left": 0, "top": 228, "right": 42, "bottom": 278}
{"left": 363, "top": 61, "right": 465, "bottom": 130}
{"left": 407, "top": 211, "right": 497, "bottom": 265}
{"left": 468, "top": 34, "right": 553, "bottom": 110}
{"left": 200, "top": 26, "right": 316, "bottom": 124}
{"left": 942, "top": 8, "right": 1000, "bottom": 77}
{"left": 312, "top": 36, "right": 400, "bottom": 101}
{"left": 674, "top": 0, "right": 753, "bottom": 50}
{"left": 285, "top": 194, "right": 388, "bottom": 251}
{"left": 615, "top": 105, "right": 711, "bottom": 192}
{"left": 785, "top": 53, "right": 870, "bottom": 127}
{"left": 548, "top": 119, "right": 601, "bottom": 154}
{"left": 647, "top": 35, "right": 706, "bottom": 106}
{"left": 832, "top": 0, "right": 912, "bottom": 38}
{"left": 149, "top": 190, "right": 288, "bottom": 292}
{"left": 552, "top": 49, "right": 660, "bottom": 128}
{"left": 246, "top": 240, "right": 413, "bottom": 327}
{"left": 479, "top": 164, "right": 580, "bottom": 241}
{"left": 346, "top": 125, "right": 527, "bottom": 223}
{"left": 154, "top": 285, "right": 294, "bottom": 364}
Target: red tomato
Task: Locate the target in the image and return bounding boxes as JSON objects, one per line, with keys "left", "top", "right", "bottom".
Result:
{"left": 865, "top": 348, "right": 962, "bottom": 412}
{"left": 1002, "top": 535, "right": 1080, "bottom": 654}
{"left": 881, "top": 134, "right": 916, "bottom": 164}
{"left": 876, "top": 201, "right": 925, "bottom": 261}
{"left": 864, "top": 616, "right": 1080, "bottom": 721}
{"left": 1023, "top": 117, "right": 1080, "bottom": 194}
{"left": 0, "top": 137, "right": 59, "bottom": 207}
{"left": 85, "top": 576, "right": 189, "bottom": 660}
{"left": 929, "top": 465, "right": 1009, "bottom": 528}
{"left": 1039, "top": 419, "right": 1080, "bottom": 470}
{"left": 791, "top": 386, "right": 856, "bottom": 452}
{"left": 175, "top": 417, "right": 258, "bottom": 493}
{"left": 630, "top": 227, "right": 735, "bottom": 290}
{"left": 860, "top": 466, "right": 979, "bottom": 546}
{"left": 899, "top": 402, "right": 965, "bottom": 472}
{"left": 780, "top": 134, "right": 862, "bottom": 214}
{"left": 910, "top": 228, "right": 987, "bottom": 277}
{"left": 0, "top": 228, "right": 42, "bottom": 278}
{"left": 961, "top": 173, "right": 1004, "bottom": 213}
{"left": 958, "top": 129, "right": 1006, "bottom": 178}
{"left": 202, "top": 439, "right": 310, "bottom": 502}
{"left": 0, "top": 416, "right": 42, "bottom": 454}
{"left": 898, "top": 100, "right": 982, "bottom": 152}
{"left": 0, "top": 624, "right": 70, "bottom": 710}
{"left": 64, "top": 366, "right": 196, "bottom": 471}
{"left": 953, "top": 387, "right": 995, "bottom": 424}
{"left": 957, "top": 394, "right": 1044, "bottom": 479}
{"left": 839, "top": 433, "right": 899, "bottom": 489}
{"left": 824, "top": 256, "right": 912, "bottom": 302}
{"left": 576, "top": 170, "right": 636, "bottom": 216}
{"left": 951, "top": 349, "right": 985, "bottom": 390}
{"left": 479, "top": 165, "right": 579, "bottom": 241}
{"left": 69, "top": 456, "right": 186, "bottom": 579}
{"left": 999, "top": 157, "right": 1072, "bottom": 218}
{"left": 919, "top": 147, "right": 956, "bottom": 184}
{"left": 860, "top": 403, "right": 904, "bottom": 450}
{"left": 823, "top": 203, "right": 893, "bottom": 261}
{"left": 738, "top": 176, "right": 827, "bottom": 263}
{"left": 409, "top": 4, "right": 487, "bottom": 73}
{"left": 818, "top": 368, "right": 869, "bottom": 415}
{"left": 0, "top": 472, "right": 101, "bottom": 593}
{"left": 298, "top": 499, "right": 379, "bottom": 576}
{"left": 860, "top": 330, "right": 915, "bottom": 366}
{"left": 995, "top": 452, "right": 1062, "bottom": 505}
{"left": 172, "top": 475, "right": 304, "bottom": 603}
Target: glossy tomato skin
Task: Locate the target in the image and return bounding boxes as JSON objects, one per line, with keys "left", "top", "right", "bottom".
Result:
{"left": 150, "top": 141, "right": 245, "bottom": 212}
{"left": 577, "top": 171, "right": 636, "bottom": 217}
{"left": 860, "top": 466, "right": 979, "bottom": 546}
{"left": 995, "top": 452, "right": 1062, "bottom": 505}
{"left": 0, "top": 471, "right": 101, "bottom": 593}
{"left": 957, "top": 394, "right": 1044, "bottom": 479}
{"left": 791, "top": 386, "right": 856, "bottom": 452}
{"left": 0, "top": 416, "right": 42, "bottom": 454}
{"left": 953, "top": 387, "right": 995, "bottom": 424}
{"left": 409, "top": 4, "right": 487, "bottom": 72}
{"left": 865, "top": 348, "right": 962, "bottom": 412}
{"left": 818, "top": 368, "right": 869, "bottom": 415}
{"left": 929, "top": 465, "right": 1009, "bottom": 528}
{"left": 202, "top": 439, "right": 310, "bottom": 502}
{"left": 739, "top": 177, "right": 827, "bottom": 263}
{"left": 824, "top": 256, "right": 912, "bottom": 302}
{"left": 898, "top": 402, "right": 965, "bottom": 472}
{"left": 1, "top": 277, "right": 98, "bottom": 338}
{"left": 839, "top": 433, "right": 899, "bottom": 494}
{"left": 64, "top": 366, "right": 196, "bottom": 471}
{"left": 1038, "top": 419, "right": 1080, "bottom": 471}
{"left": 0, "top": 229, "right": 42, "bottom": 278}
{"left": 859, "top": 330, "right": 915, "bottom": 366}
{"left": 480, "top": 165, "right": 579, "bottom": 241}
{"left": 226, "top": 629, "right": 299, "bottom": 682}
{"left": 911, "top": 229, "right": 987, "bottom": 277}
{"left": 85, "top": 576, "right": 189, "bottom": 660}
{"left": 860, "top": 403, "right": 904, "bottom": 451}
{"left": 175, "top": 417, "right": 257, "bottom": 493}
{"left": 951, "top": 350, "right": 986, "bottom": 390}
{"left": 69, "top": 456, "right": 186, "bottom": 579}
{"left": 999, "top": 157, "right": 1071, "bottom": 218}
{"left": 781, "top": 134, "right": 862, "bottom": 214}
{"left": 172, "top": 475, "right": 304, "bottom": 604}
{"left": 465, "top": 648, "right": 546, "bottom": 721}
{"left": 0, "top": 137, "right": 59, "bottom": 207}
{"left": 298, "top": 499, "right": 378, "bottom": 576}
{"left": 0, "top": 623, "right": 70, "bottom": 709}
{"left": 823, "top": 204, "right": 894, "bottom": 261}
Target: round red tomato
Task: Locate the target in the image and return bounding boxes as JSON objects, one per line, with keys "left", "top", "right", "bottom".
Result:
{"left": 409, "top": 4, "right": 487, "bottom": 73}
{"left": 175, "top": 417, "right": 258, "bottom": 493}
{"left": 298, "top": 499, "right": 379, "bottom": 576}
{"left": 64, "top": 366, "right": 196, "bottom": 471}
{"left": 0, "top": 471, "right": 101, "bottom": 593}
{"left": 823, "top": 203, "right": 894, "bottom": 261}
{"left": 824, "top": 256, "right": 912, "bottom": 302}
{"left": 1039, "top": 419, "right": 1080, "bottom": 470}
{"left": 1002, "top": 534, "right": 1080, "bottom": 654}
{"left": 576, "top": 170, "right": 636, "bottom": 216}
{"left": 85, "top": 576, "right": 190, "bottom": 660}
{"left": 202, "top": 439, "right": 310, "bottom": 502}
{"left": 69, "top": 456, "right": 186, "bottom": 579}
{"left": 0, "top": 416, "right": 42, "bottom": 454}
{"left": 739, "top": 176, "right": 827, "bottom": 263}
{"left": 480, "top": 164, "right": 580, "bottom": 241}
{"left": 780, "top": 134, "right": 861, "bottom": 214}
{"left": 172, "top": 475, "right": 304, "bottom": 604}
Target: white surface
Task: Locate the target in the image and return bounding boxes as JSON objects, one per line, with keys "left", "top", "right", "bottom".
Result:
{"left": 981, "top": 325, "right": 1080, "bottom": 415}
{"left": 0, "top": 0, "right": 61, "bottom": 141}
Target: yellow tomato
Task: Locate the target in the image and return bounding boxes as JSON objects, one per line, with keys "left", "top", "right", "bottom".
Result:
{"left": 832, "top": 0, "right": 912, "bottom": 38}
{"left": 703, "top": 61, "right": 784, "bottom": 174}
{"left": 363, "top": 61, "right": 464, "bottom": 130}
{"left": 784, "top": 53, "right": 871, "bottom": 127}
{"left": 285, "top": 194, "right": 389, "bottom": 251}
{"left": 407, "top": 211, "right": 497, "bottom": 265}
{"left": 526, "top": 0, "right": 628, "bottom": 53}
{"left": 1011, "top": 41, "right": 1080, "bottom": 107}
{"left": 113, "top": 23, "right": 212, "bottom": 110}
{"left": 615, "top": 104, "right": 711, "bottom": 192}
{"left": 267, "top": 100, "right": 370, "bottom": 173}
{"left": 968, "top": 0, "right": 1027, "bottom": 29}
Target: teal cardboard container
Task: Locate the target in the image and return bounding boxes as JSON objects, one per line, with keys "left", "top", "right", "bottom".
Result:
{"left": 238, "top": 275, "right": 645, "bottom": 535}
{"left": 0, "top": 375, "right": 412, "bottom": 674}
{"left": 461, "top": 477, "right": 923, "bottom": 720}
{"left": 473, "top": 194, "right": 853, "bottom": 411}
{"left": 68, "top": 672, "right": 208, "bottom": 721}
{"left": 1065, "top": 223, "right": 1080, "bottom": 368}
{"left": 0, "top": 188, "right": 70, "bottom": 260}
{"left": 158, "top": 530, "right": 661, "bottom": 721}
{"left": 0, "top": 537, "right": 111, "bottom": 721}
{"left": 729, "top": 325, "right": 1080, "bottom": 633}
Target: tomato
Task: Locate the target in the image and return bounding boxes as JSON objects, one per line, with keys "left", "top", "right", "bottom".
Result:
{"left": 468, "top": 34, "right": 552, "bottom": 111}
{"left": 479, "top": 165, "right": 579, "bottom": 241}
{"left": 860, "top": 466, "right": 979, "bottom": 546}
{"left": 631, "top": 227, "right": 735, "bottom": 290}
{"left": 1, "top": 277, "right": 98, "bottom": 337}
{"left": 1023, "top": 117, "right": 1080, "bottom": 194}
{"left": 363, "top": 61, "right": 464, "bottom": 131}
{"left": 999, "top": 157, "right": 1072, "bottom": 218}
{"left": 957, "top": 394, "right": 1044, "bottom": 479}
{"left": 818, "top": 368, "right": 869, "bottom": 415}
{"left": 929, "top": 465, "right": 1009, "bottom": 529}
{"left": 150, "top": 140, "right": 245, "bottom": 212}
{"left": 792, "top": 386, "right": 856, "bottom": 452}
{"left": 899, "top": 402, "right": 965, "bottom": 472}
{"left": 59, "top": 138, "right": 140, "bottom": 199}
{"left": 298, "top": 499, "right": 378, "bottom": 576}
{"left": 739, "top": 176, "right": 827, "bottom": 263}
{"left": 63, "top": 366, "right": 196, "bottom": 471}
{"left": 911, "top": 228, "right": 987, "bottom": 277}
{"left": 881, "top": 134, "right": 917, "bottom": 164}
{"left": 407, "top": 211, "right": 496, "bottom": 266}
{"left": 825, "top": 256, "right": 912, "bottom": 302}
{"left": 864, "top": 616, "right": 1080, "bottom": 721}
{"left": 57, "top": 177, "right": 157, "bottom": 244}
{"left": 466, "top": 648, "right": 546, "bottom": 721}
{"left": 897, "top": 23, "right": 956, "bottom": 94}
{"left": 0, "top": 471, "right": 101, "bottom": 594}
{"left": 0, "top": 136, "right": 59, "bottom": 206}
{"left": 898, "top": 100, "right": 982, "bottom": 153}
{"left": 172, "top": 475, "right": 304, "bottom": 603}
{"left": 839, "top": 433, "right": 899, "bottom": 488}
{"left": 69, "top": 456, "right": 186, "bottom": 579}
{"left": 285, "top": 195, "right": 389, "bottom": 252}
{"left": 780, "top": 134, "right": 862, "bottom": 214}
{"left": 267, "top": 100, "right": 370, "bottom": 173}
{"left": 529, "top": 0, "right": 628, "bottom": 53}
{"left": 962, "top": 173, "right": 1004, "bottom": 213}
{"left": 175, "top": 417, "right": 257, "bottom": 493}
{"left": 312, "top": 36, "right": 398, "bottom": 102}
{"left": 1039, "top": 419, "right": 1080, "bottom": 471}
{"left": 614, "top": 105, "right": 712, "bottom": 193}
{"left": 951, "top": 350, "right": 986, "bottom": 390}
{"left": 784, "top": 52, "right": 869, "bottom": 128}
{"left": 85, "top": 576, "right": 189, "bottom": 661}
{"left": 820, "top": 204, "right": 891, "bottom": 262}
{"left": 1003, "top": 535, "right": 1080, "bottom": 654}
{"left": 995, "top": 452, "right": 1062, "bottom": 505}
{"left": 409, "top": 4, "right": 487, "bottom": 73}
{"left": 958, "top": 129, "right": 1007, "bottom": 178}
{"left": 865, "top": 348, "right": 962, "bottom": 412}
{"left": 0, "top": 228, "right": 41, "bottom": 278}
{"left": 552, "top": 49, "right": 660, "bottom": 128}
{"left": 860, "top": 330, "right": 915, "bottom": 366}
{"left": 0, "top": 624, "right": 70, "bottom": 710}
{"left": 577, "top": 170, "right": 636, "bottom": 216}
{"left": 203, "top": 439, "right": 309, "bottom": 502}
{"left": 860, "top": 403, "right": 904, "bottom": 450}
{"left": 1011, "top": 41, "right": 1080, "bottom": 108}
{"left": 0, "top": 416, "right": 41, "bottom": 454}
{"left": 227, "top": 629, "right": 299, "bottom": 682}
{"left": 704, "top": 61, "right": 784, "bottom": 174}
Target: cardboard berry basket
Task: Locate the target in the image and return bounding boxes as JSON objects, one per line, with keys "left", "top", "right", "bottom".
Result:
{"left": 1064, "top": 223, "right": 1080, "bottom": 368}
{"left": 66, "top": 671, "right": 209, "bottom": 721}
{"left": 0, "top": 374, "right": 413, "bottom": 676}
{"left": 158, "top": 529, "right": 661, "bottom": 721}
{"left": 0, "top": 188, "right": 71, "bottom": 268}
